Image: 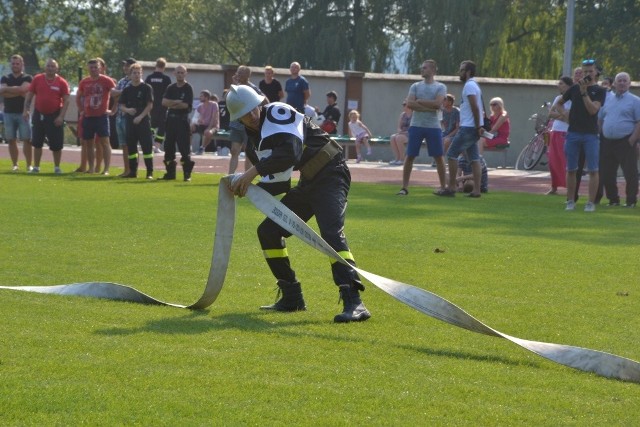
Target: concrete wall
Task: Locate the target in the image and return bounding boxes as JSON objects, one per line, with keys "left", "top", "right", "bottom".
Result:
{"left": 63, "top": 61, "right": 640, "bottom": 168}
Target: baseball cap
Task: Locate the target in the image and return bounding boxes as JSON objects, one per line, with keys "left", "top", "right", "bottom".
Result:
{"left": 122, "top": 57, "right": 137, "bottom": 65}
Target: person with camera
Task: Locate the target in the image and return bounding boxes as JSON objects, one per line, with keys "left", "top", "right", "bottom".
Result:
{"left": 554, "top": 59, "right": 607, "bottom": 212}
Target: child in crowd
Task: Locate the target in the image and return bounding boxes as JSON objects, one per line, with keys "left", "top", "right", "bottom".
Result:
{"left": 456, "top": 153, "right": 489, "bottom": 194}
{"left": 347, "top": 109, "right": 372, "bottom": 163}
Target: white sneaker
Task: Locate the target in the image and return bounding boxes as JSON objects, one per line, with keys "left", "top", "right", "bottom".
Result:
{"left": 584, "top": 202, "right": 596, "bottom": 212}
{"left": 12, "top": 165, "right": 19, "bottom": 172}
{"left": 565, "top": 200, "right": 575, "bottom": 211}
{"left": 27, "top": 166, "right": 33, "bottom": 172}
{"left": 29, "top": 166, "right": 40, "bottom": 174}
{"left": 54, "top": 166, "right": 62, "bottom": 174}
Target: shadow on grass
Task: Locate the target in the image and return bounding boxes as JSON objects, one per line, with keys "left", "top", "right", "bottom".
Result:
{"left": 398, "top": 343, "right": 541, "bottom": 368}
{"left": 94, "top": 310, "right": 325, "bottom": 337}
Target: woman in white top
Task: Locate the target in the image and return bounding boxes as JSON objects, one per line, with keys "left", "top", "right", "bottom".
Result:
{"left": 547, "top": 76, "right": 573, "bottom": 195}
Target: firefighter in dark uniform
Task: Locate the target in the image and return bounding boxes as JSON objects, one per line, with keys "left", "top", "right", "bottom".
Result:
{"left": 226, "top": 85, "right": 371, "bottom": 323}
{"left": 144, "top": 57, "right": 172, "bottom": 152}
{"left": 118, "top": 63, "right": 155, "bottom": 179}
{"left": 161, "top": 64, "right": 195, "bottom": 181}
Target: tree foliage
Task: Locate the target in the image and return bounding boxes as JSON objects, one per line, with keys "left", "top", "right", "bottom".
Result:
{"left": 573, "top": 0, "right": 640, "bottom": 79}
{"left": 0, "top": 0, "right": 114, "bottom": 79}
{"left": 2, "top": 0, "right": 639, "bottom": 81}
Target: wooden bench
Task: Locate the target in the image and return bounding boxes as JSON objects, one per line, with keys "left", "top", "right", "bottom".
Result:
{"left": 483, "top": 142, "right": 510, "bottom": 168}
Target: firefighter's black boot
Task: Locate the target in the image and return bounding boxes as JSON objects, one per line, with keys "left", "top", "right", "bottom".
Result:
{"left": 124, "top": 157, "right": 138, "bottom": 178}
{"left": 260, "top": 280, "right": 306, "bottom": 312}
{"left": 162, "top": 160, "right": 176, "bottom": 180}
{"left": 182, "top": 159, "right": 195, "bottom": 182}
{"left": 334, "top": 284, "right": 371, "bottom": 323}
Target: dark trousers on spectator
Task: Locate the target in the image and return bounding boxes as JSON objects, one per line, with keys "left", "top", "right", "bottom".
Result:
{"left": 600, "top": 135, "right": 638, "bottom": 205}
{"left": 164, "top": 114, "right": 191, "bottom": 163}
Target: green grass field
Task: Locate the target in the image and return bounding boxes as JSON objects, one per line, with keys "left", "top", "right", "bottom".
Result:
{"left": 1, "top": 159, "right": 639, "bottom": 425}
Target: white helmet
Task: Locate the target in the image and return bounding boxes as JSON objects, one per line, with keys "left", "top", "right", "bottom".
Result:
{"left": 227, "top": 84, "right": 266, "bottom": 121}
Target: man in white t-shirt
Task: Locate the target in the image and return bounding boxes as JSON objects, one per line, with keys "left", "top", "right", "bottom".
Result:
{"left": 438, "top": 60, "right": 484, "bottom": 198}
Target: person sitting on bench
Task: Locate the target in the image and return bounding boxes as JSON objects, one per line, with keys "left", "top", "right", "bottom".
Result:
{"left": 479, "top": 97, "right": 510, "bottom": 154}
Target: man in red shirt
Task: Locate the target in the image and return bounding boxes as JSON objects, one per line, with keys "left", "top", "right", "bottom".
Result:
{"left": 23, "top": 58, "right": 70, "bottom": 174}
{"left": 76, "top": 58, "right": 116, "bottom": 174}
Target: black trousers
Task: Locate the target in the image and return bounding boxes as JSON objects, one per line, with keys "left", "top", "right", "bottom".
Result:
{"left": 150, "top": 106, "right": 167, "bottom": 143}
{"left": 126, "top": 116, "right": 153, "bottom": 156}
{"left": 600, "top": 135, "right": 638, "bottom": 205}
{"left": 257, "top": 157, "right": 363, "bottom": 289}
{"left": 164, "top": 114, "right": 191, "bottom": 163}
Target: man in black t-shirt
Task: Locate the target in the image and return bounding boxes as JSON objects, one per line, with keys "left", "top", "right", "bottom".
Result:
{"left": 319, "top": 91, "right": 341, "bottom": 134}
{"left": 119, "top": 63, "right": 154, "bottom": 179}
{"left": 0, "top": 54, "right": 33, "bottom": 171}
{"left": 144, "top": 57, "right": 172, "bottom": 152}
{"left": 258, "top": 65, "right": 283, "bottom": 103}
{"left": 555, "top": 59, "right": 607, "bottom": 212}
{"left": 161, "top": 65, "right": 194, "bottom": 181}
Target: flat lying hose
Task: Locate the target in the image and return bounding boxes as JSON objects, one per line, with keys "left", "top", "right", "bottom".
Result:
{"left": 1, "top": 177, "right": 639, "bottom": 384}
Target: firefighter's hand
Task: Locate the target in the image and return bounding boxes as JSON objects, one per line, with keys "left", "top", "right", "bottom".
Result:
{"left": 228, "top": 167, "right": 259, "bottom": 197}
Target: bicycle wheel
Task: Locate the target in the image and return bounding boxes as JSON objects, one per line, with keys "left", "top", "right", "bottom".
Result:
{"left": 522, "top": 134, "right": 547, "bottom": 170}
{"left": 515, "top": 134, "right": 537, "bottom": 170}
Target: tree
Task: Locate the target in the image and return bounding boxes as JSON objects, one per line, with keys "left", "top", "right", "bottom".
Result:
{"left": 573, "top": 0, "right": 640, "bottom": 79}
{"left": 1, "top": 0, "right": 116, "bottom": 82}
{"left": 486, "top": 0, "right": 567, "bottom": 79}
{"left": 2, "top": 0, "right": 638, "bottom": 81}
{"left": 245, "top": 0, "right": 395, "bottom": 71}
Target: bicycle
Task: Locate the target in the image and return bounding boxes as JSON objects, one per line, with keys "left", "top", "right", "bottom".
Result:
{"left": 515, "top": 102, "right": 552, "bottom": 170}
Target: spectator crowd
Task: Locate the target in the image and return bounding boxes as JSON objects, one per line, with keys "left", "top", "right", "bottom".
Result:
{"left": 2, "top": 54, "right": 639, "bottom": 212}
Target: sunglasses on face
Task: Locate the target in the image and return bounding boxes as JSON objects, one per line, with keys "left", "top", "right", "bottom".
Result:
{"left": 490, "top": 103, "right": 499, "bottom": 106}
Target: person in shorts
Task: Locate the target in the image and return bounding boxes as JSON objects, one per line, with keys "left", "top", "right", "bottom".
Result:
{"left": 22, "top": 59, "right": 70, "bottom": 174}
{"left": 397, "top": 59, "right": 447, "bottom": 196}
{"left": 554, "top": 59, "right": 607, "bottom": 212}
{"left": 441, "top": 60, "right": 485, "bottom": 198}
{"left": 227, "top": 65, "right": 263, "bottom": 174}
{"left": 1, "top": 54, "right": 32, "bottom": 171}
{"left": 76, "top": 58, "right": 116, "bottom": 174}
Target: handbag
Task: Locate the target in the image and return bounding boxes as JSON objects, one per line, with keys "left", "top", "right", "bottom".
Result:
{"left": 483, "top": 116, "right": 492, "bottom": 131}
{"left": 320, "top": 119, "right": 337, "bottom": 134}
{"left": 481, "top": 95, "right": 492, "bottom": 131}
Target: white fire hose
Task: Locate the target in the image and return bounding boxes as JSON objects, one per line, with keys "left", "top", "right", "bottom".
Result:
{"left": 1, "top": 177, "right": 638, "bottom": 384}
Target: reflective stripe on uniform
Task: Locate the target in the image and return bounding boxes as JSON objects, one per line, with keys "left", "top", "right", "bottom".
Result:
{"left": 128, "top": 153, "right": 138, "bottom": 160}
{"left": 143, "top": 153, "right": 154, "bottom": 159}
{"left": 331, "top": 250, "right": 355, "bottom": 264}
{"left": 263, "top": 248, "right": 288, "bottom": 259}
